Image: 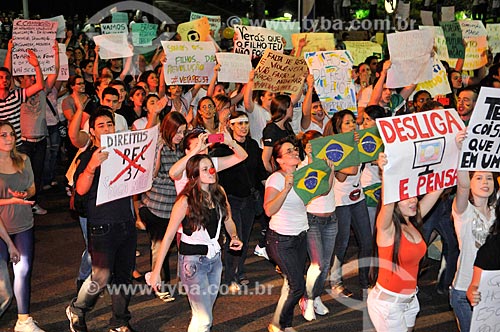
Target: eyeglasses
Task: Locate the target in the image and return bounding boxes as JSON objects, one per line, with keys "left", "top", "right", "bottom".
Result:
{"left": 0, "top": 132, "right": 15, "bottom": 138}
{"left": 281, "top": 146, "right": 299, "bottom": 156}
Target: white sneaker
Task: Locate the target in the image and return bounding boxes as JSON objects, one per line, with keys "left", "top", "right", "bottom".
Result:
{"left": 15, "top": 317, "right": 45, "bottom": 332}
{"left": 313, "top": 296, "right": 329, "bottom": 315}
{"left": 32, "top": 204, "right": 47, "bottom": 215}
{"left": 254, "top": 244, "right": 269, "bottom": 260}
{"left": 299, "top": 297, "right": 316, "bottom": 321}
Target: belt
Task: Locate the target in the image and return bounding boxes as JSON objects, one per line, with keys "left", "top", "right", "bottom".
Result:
{"left": 21, "top": 136, "right": 46, "bottom": 143}
{"left": 372, "top": 284, "right": 417, "bottom": 303}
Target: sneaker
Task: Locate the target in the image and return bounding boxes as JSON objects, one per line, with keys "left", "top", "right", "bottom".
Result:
{"left": 14, "top": 317, "right": 45, "bottom": 332}
{"left": 156, "top": 291, "right": 175, "bottom": 303}
{"left": 66, "top": 305, "right": 88, "bottom": 332}
{"left": 32, "top": 204, "right": 47, "bottom": 215}
{"left": 254, "top": 244, "right": 269, "bottom": 260}
{"left": 109, "top": 326, "right": 137, "bottom": 332}
{"left": 299, "top": 297, "right": 316, "bottom": 321}
{"left": 313, "top": 296, "right": 329, "bottom": 315}
{"left": 331, "top": 283, "right": 353, "bottom": 298}
{"left": 228, "top": 281, "right": 241, "bottom": 293}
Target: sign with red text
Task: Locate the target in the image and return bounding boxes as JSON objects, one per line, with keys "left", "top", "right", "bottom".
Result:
{"left": 459, "top": 87, "right": 500, "bottom": 171}
{"left": 97, "top": 125, "right": 158, "bottom": 205}
{"left": 161, "top": 41, "right": 216, "bottom": 85}
{"left": 233, "top": 25, "right": 284, "bottom": 59}
{"left": 12, "top": 19, "right": 57, "bottom": 76}
{"left": 376, "top": 109, "right": 464, "bottom": 204}
{"left": 470, "top": 270, "right": 500, "bottom": 332}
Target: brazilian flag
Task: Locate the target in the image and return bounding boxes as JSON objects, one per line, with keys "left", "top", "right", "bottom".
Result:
{"left": 311, "top": 132, "right": 360, "bottom": 170}
{"left": 363, "top": 182, "right": 381, "bottom": 207}
{"left": 293, "top": 160, "right": 332, "bottom": 205}
{"left": 357, "top": 127, "right": 384, "bottom": 163}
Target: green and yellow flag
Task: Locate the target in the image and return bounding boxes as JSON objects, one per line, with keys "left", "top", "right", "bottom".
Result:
{"left": 357, "top": 127, "right": 384, "bottom": 163}
{"left": 311, "top": 132, "right": 359, "bottom": 170}
{"left": 363, "top": 182, "right": 381, "bottom": 207}
{"left": 293, "top": 160, "right": 331, "bottom": 205}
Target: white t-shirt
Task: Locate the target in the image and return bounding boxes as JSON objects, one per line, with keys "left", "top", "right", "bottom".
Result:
{"left": 247, "top": 103, "right": 271, "bottom": 148}
{"left": 266, "top": 172, "right": 308, "bottom": 236}
{"left": 334, "top": 166, "right": 365, "bottom": 207}
{"left": 357, "top": 85, "right": 373, "bottom": 109}
{"left": 452, "top": 202, "right": 495, "bottom": 291}
{"left": 360, "top": 162, "right": 380, "bottom": 188}
{"left": 291, "top": 95, "right": 304, "bottom": 134}
{"left": 301, "top": 116, "right": 330, "bottom": 135}
{"left": 132, "top": 117, "right": 148, "bottom": 130}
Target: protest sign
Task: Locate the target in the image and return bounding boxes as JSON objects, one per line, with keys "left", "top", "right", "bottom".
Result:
{"left": 57, "top": 43, "right": 69, "bottom": 81}
{"left": 387, "top": 30, "right": 434, "bottom": 88}
{"left": 131, "top": 23, "right": 158, "bottom": 46}
{"left": 419, "top": 26, "right": 450, "bottom": 61}
{"left": 421, "top": 11, "right": 434, "bottom": 26}
{"left": 177, "top": 17, "right": 211, "bottom": 42}
{"left": 112, "top": 12, "right": 129, "bottom": 24}
{"left": 395, "top": 0, "right": 410, "bottom": 21}
{"left": 440, "top": 21, "right": 465, "bottom": 59}
{"left": 486, "top": 23, "right": 500, "bottom": 54}
{"left": 343, "top": 41, "right": 382, "bottom": 67}
{"left": 441, "top": 6, "right": 455, "bottom": 22}
{"left": 376, "top": 108, "right": 464, "bottom": 204}
{"left": 414, "top": 58, "right": 452, "bottom": 97}
{"left": 459, "top": 87, "right": 500, "bottom": 171}
{"left": 266, "top": 20, "right": 300, "bottom": 50}
{"left": 357, "top": 127, "right": 384, "bottom": 163}
{"left": 233, "top": 25, "right": 284, "bottom": 58}
{"left": 458, "top": 20, "right": 488, "bottom": 70}
{"left": 253, "top": 49, "right": 307, "bottom": 95}
{"left": 12, "top": 19, "right": 57, "bottom": 76}
{"left": 291, "top": 33, "right": 335, "bottom": 57}
{"left": 43, "top": 15, "right": 66, "bottom": 39}
{"left": 93, "top": 33, "right": 133, "bottom": 59}
{"left": 101, "top": 23, "right": 128, "bottom": 35}
{"left": 304, "top": 51, "right": 357, "bottom": 113}
{"left": 97, "top": 125, "right": 159, "bottom": 205}
{"left": 293, "top": 159, "right": 332, "bottom": 205}
{"left": 470, "top": 270, "right": 500, "bottom": 332}
{"left": 215, "top": 53, "right": 252, "bottom": 83}
{"left": 311, "top": 132, "right": 360, "bottom": 170}
{"left": 161, "top": 41, "right": 216, "bottom": 85}
{"left": 190, "top": 12, "right": 221, "bottom": 40}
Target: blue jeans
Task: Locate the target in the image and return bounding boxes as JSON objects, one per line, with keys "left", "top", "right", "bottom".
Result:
{"left": 18, "top": 138, "right": 47, "bottom": 204}
{"left": 306, "top": 213, "right": 338, "bottom": 299}
{"left": 43, "top": 125, "right": 61, "bottom": 186}
{"left": 179, "top": 253, "right": 222, "bottom": 332}
{"left": 224, "top": 194, "right": 255, "bottom": 284}
{"left": 450, "top": 287, "right": 472, "bottom": 332}
{"left": 266, "top": 229, "right": 307, "bottom": 329}
{"left": 331, "top": 200, "right": 372, "bottom": 288}
{"left": 0, "top": 228, "right": 34, "bottom": 315}
{"left": 78, "top": 216, "right": 92, "bottom": 281}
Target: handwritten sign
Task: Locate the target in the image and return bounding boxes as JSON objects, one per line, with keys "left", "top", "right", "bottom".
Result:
{"left": 441, "top": 6, "right": 455, "bottom": 22}
{"left": 43, "top": 15, "right": 66, "bottom": 39}
{"left": 93, "top": 33, "right": 133, "bottom": 59}
{"left": 421, "top": 11, "right": 434, "bottom": 26}
{"left": 458, "top": 20, "right": 488, "bottom": 70}
{"left": 177, "top": 17, "right": 211, "bottom": 42}
{"left": 253, "top": 49, "right": 307, "bottom": 95}
{"left": 343, "top": 41, "right": 382, "bottom": 67}
{"left": 376, "top": 109, "right": 464, "bottom": 204}
{"left": 112, "top": 12, "right": 128, "bottom": 24}
{"left": 470, "top": 270, "right": 500, "bottom": 332}
{"left": 12, "top": 19, "right": 57, "bottom": 76}
{"left": 387, "top": 29, "right": 434, "bottom": 88}
{"left": 161, "top": 41, "right": 216, "bottom": 85}
{"left": 486, "top": 24, "right": 500, "bottom": 54}
{"left": 266, "top": 20, "right": 300, "bottom": 50}
{"left": 101, "top": 23, "right": 128, "bottom": 35}
{"left": 291, "top": 33, "right": 335, "bottom": 57}
{"left": 131, "top": 23, "right": 157, "bottom": 46}
{"left": 190, "top": 12, "right": 221, "bottom": 39}
{"left": 215, "top": 53, "right": 252, "bottom": 83}
{"left": 233, "top": 25, "right": 284, "bottom": 59}
{"left": 414, "top": 58, "right": 451, "bottom": 97}
{"left": 440, "top": 21, "right": 465, "bottom": 58}
{"left": 419, "top": 26, "right": 450, "bottom": 61}
{"left": 304, "top": 51, "right": 357, "bottom": 113}
{"left": 97, "top": 125, "right": 158, "bottom": 205}
{"left": 57, "top": 43, "right": 69, "bottom": 81}
{"left": 459, "top": 87, "right": 500, "bottom": 171}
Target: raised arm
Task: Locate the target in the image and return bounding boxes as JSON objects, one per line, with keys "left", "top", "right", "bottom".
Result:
{"left": 45, "top": 41, "right": 60, "bottom": 92}
{"left": 243, "top": 70, "right": 255, "bottom": 113}
{"left": 453, "top": 129, "right": 470, "bottom": 215}
{"left": 368, "top": 60, "right": 390, "bottom": 106}
{"left": 93, "top": 45, "right": 100, "bottom": 82}
{"left": 119, "top": 46, "right": 134, "bottom": 81}
{"left": 68, "top": 96, "right": 91, "bottom": 148}
{"left": 25, "top": 50, "right": 45, "bottom": 98}
{"left": 216, "top": 131, "right": 248, "bottom": 170}
{"left": 376, "top": 152, "right": 396, "bottom": 239}
{"left": 207, "top": 63, "right": 220, "bottom": 97}
{"left": 301, "top": 74, "right": 314, "bottom": 130}
{"left": 169, "top": 133, "right": 210, "bottom": 180}
{"left": 76, "top": 147, "right": 108, "bottom": 195}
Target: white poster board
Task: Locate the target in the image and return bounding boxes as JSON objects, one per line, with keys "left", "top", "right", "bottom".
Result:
{"left": 101, "top": 23, "right": 128, "bottom": 35}
{"left": 421, "top": 11, "right": 434, "bottom": 26}
{"left": 376, "top": 109, "right": 464, "bottom": 204}
{"left": 470, "top": 270, "right": 500, "bottom": 332}
{"left": 233, "top": 25, "right": 284, "bottom": 58}
{"left": 266, "top": 20, "right": 300, "bottom": 50}
{"left": 57, "top": 43, "right": 69, "bottom": 81}
{"left": 215, "top": 53, "right": 252, "bottom": 83}
{"left": 97, "top": 125, "right": 159, "bottom": 205}
{"left": 419, "top": 26, "right": 450, "bottom": 61}
{"left": 414, "top": 58, "right": 452, "bottom": 97}
{"left": 43, "top": 15, "right": 66, "bottom": 39}
{"left": 93, "top": 33, "right": 133, "bottom": 59}
{"left": 441, "top": 6, "right": 455, "bottom": 22}
{"left": 486, "top": 24, "right": 500, "bottom": 54}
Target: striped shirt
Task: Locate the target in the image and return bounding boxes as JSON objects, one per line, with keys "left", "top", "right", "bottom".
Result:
{"left": 0, "top": 88, "right": 26, "bottom": 146}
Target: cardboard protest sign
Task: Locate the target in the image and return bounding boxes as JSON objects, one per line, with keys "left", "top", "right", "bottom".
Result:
{"left": 441, "top": 6, "right": 455, "bottom": 22}
{"left": 112, "top": 12, "right": 129, "bottom": 24}
{"left": 440, "top": 21, "right": 465, "bottom": 59}
{"left": 293, "top": 159, "right": 332, "bottom": 205}
{"left": 357, "top": 127, "right": 384, "bottom": 163}
{"left": 387, "top": 30, "right": 434, "bottom": 88}
{"left": 343, "top": 41, "right": 382, "bottom": 68}
{"left": 311, "top": 132, "right": 360, "bottom": 170}
{"left": 97, "top": 125, "right": 158, "bottom": 205}
{"left": 459, "top": 87, "right": 500, "bottom": 171}
{"left": 253, "top": 49, "right": 307, "bottom": 95}
{"left": 233, "top": 25, "right": 284, "bottom": 59}
{"left": 458, "top": 20, "right": 488, "bottom": 70}
{"left": 291, "top": 33, "right": 335, "bottom": 57}
{"left": 266, "top": 20, "right": 300, "bottom": 50}
{"left": 57, "top": 43, "right": 69, "bottom": 81}
{"left": 215, "top": 53, "right": 252, "bottom": 83}
{"left": 131, "top": 23, "right": 158, "bottom": 46}
{"left": 12, "top": 19, "right": 57, "bottom": 76}
{"left": 304, "top": 51, "right": 357, "bottom": 113}
{"left": 43, "top": 15, "right": 66, "bottom": 39}
{"left": 190, "top": 12, "right": 221, "bottom": 40}
{"left": 93, "top": 33, "right": 133, "bottom": 59}
{"left": 486, "top": 23, "right": 500, "bottom": 54}
{"left": 419, "top": 26, "right": 450, "bottom": 61}
{"left": 414, "top": 58, "right": 452, "bottom": 97}
{"left": 177, "top": 17, "right": 211, "bottom": 42}
{"left": 161, "top": 41, "right": 216, "bottom": 85}
{"left": 376, "top": 109, "right": 464, "bottom": 204}
{"left": 421, "top": 11, "right": 434, "bottom": 26}
{"left": 470, "top": 270, "right": 500, "bottom": 332}
{"left": 101, "top": 23, "right": 128, "bottom": 35}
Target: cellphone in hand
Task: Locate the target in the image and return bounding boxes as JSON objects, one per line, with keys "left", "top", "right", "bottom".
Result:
{"left": 207, "top": 133, "right": 224, "bottom": 144}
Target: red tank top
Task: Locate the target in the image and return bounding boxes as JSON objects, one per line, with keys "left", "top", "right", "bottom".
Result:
{"left": 377, "top": 232, "right": 427, "bottom": 294}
